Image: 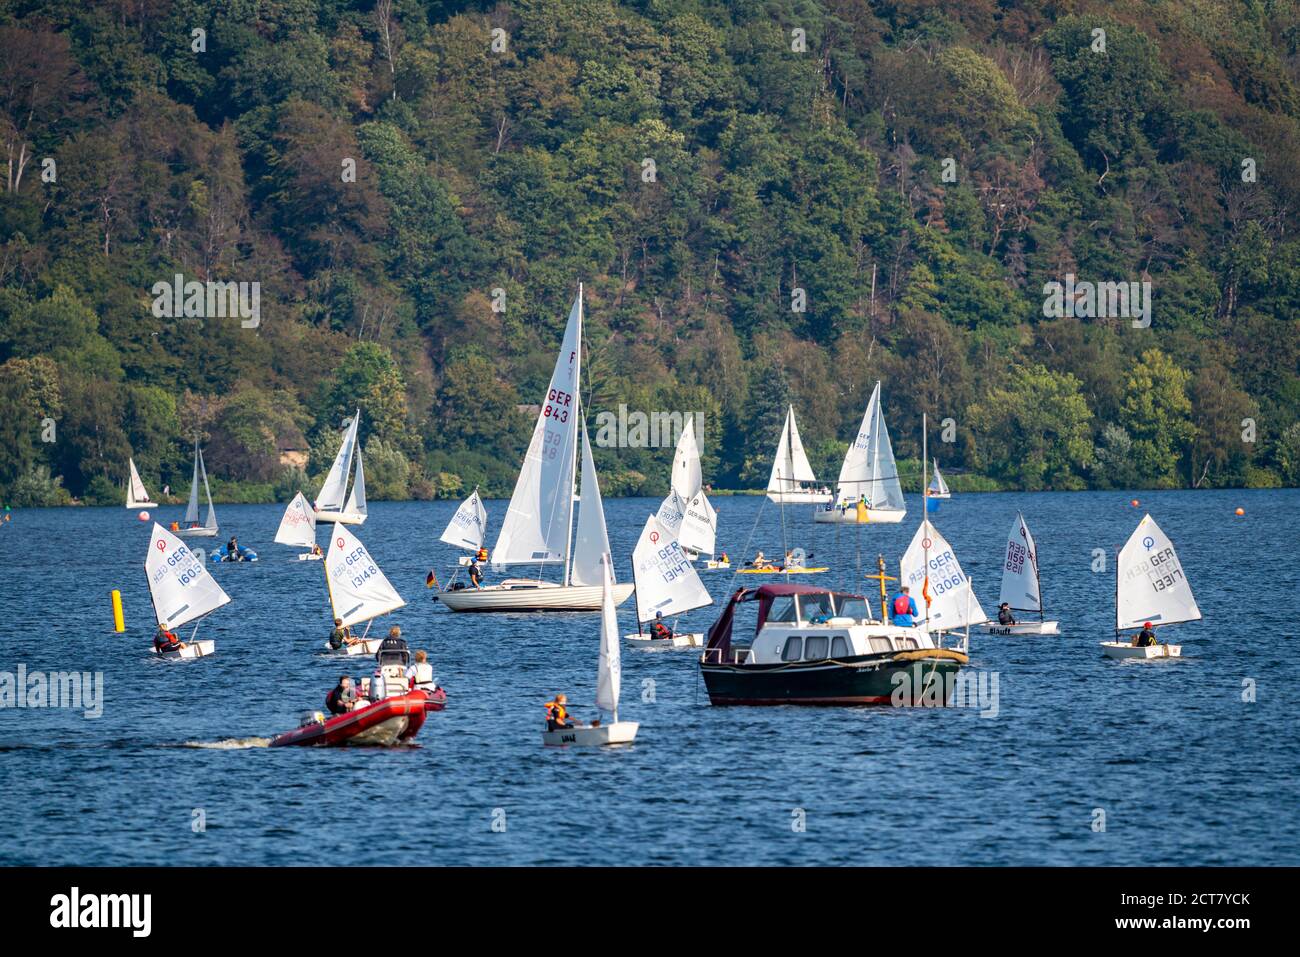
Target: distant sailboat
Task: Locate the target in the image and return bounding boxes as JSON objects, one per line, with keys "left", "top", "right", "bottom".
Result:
{"left": 125, "top": 458, "right": 158, "bottom": 509}
{"left": 658, "top": 415, "right": 718, "bottom": 558}
{"left": 436, "top": 285, "right": 634, "bottom": 612}
{"left": 928, "top": 463, "right": 951, "bottom": 499}
{"left": 145, "top": 524, "right": 229, "bottom": 658}
{"left": 174, "top": 443, "right": 219, "bottom": 538}
{"left": 982, "top": 513, "right": 1060, "bottom": 635}
{"left": 324, "top": 523, "right": 405, "bottom": 655}
{"left": 624, "top": 514, "right": 714, "bottom": 647}
{"left": 1101, "top": 514, "right": 1200, "bottom": 660}
{"left": 314, "top": 411, "right": 368, "bottom": 525}
{"left": 815, "top": 382, "right": 906, "bottom": 524}
{"left": 766, "top": 406, "right": 832, "bottom": 504}
{"left": 274, "top": 492, "right": 320, "bottom": 560}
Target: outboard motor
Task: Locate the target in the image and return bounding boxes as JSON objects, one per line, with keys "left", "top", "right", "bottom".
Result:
{"left": 370, "top": 636, "right": 411, "bottom": 701}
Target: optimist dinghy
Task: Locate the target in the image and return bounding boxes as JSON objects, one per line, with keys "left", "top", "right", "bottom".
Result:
{"left": 624, "top": 515, "right": 712, "bottom": 647}
{"left": 543, "top": 555, "right": 639, "bottom": 746}
{"left": 125, "top": 458, "right": 158, "bottom": 509}
{"left": 1101, "top": 514, "right": 1200, "bottom": 660}
{"left": 274, "top": 492, "right": 321, "bottom": 560}
{"left": 982, "top": 513, "right": 1060, "bottom": 635}
{"left": 324, "top": 524, "right": 405, "bottom": 656}
{"left": 145, "top": 523, "right": 229, "bottom": 659}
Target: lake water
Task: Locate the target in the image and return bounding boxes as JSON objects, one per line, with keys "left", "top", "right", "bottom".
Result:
{"left": 0, "top": 489, "right": 1295, "bottom": 865}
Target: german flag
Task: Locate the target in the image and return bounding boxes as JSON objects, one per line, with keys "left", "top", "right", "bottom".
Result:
{"left": 425, "top": 570, "right": 437, "bottom": 588}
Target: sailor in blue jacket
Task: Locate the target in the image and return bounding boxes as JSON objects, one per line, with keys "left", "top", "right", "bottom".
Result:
{"left": 890, "top": 587, "right": 919, "bottom": 626}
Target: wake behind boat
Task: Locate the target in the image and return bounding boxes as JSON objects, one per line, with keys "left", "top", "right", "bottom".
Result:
{"left": 1101, "top": 514, "right": 1200, "bottom": 660}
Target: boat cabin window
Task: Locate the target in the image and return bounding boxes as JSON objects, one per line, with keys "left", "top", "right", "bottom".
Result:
{"left": 834, "top": 595, "right": 872, "bottom": 621}
{"left": 798, "top": 593, "right": 835, "bottom": 622}
{"left": 895, "top": 636, "right": 918, "bottom": 650}
{"left": 781, "top": 637, "right": 803, "bottom": 661}
{"left": 869, "top": 636, "right": 893, "bottom": 653}
{"left": 768, "top": 599, "right": 798, "bottom": 625}
{"left": 831, "top": 636, "right": 849, "bottom": 657}
{"left": 805, "top": 636, "right": 829, "bottom": 660}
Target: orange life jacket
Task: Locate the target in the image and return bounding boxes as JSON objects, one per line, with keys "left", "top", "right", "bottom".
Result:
{"left": 893, "top": 594, "right": 911, "bottom": 616}
{"left": 545, "top": 700, "right": 568, "bottom": 723}
{"left": 651, "top": 621, "right": 672, "bottom": 640}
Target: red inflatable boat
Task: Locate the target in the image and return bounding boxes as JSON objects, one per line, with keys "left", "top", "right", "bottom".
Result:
{"left": 270, "top": 691, "right": 434, "bottom": 747}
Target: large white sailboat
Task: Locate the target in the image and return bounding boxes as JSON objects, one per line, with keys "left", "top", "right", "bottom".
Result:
{"left": 125, "top": 458, "right": 158, "bottom": 509}
{"left": 145, "top": 523, "right": 229, "bottom": 658}
{"left": 624, "top": 514, "right": 713, "bottom": 647}
{"left": 324, "top": 523, "right": 405, "bottom": 656}
{"left": 437, "top": 286, "right": 634, "bottom": 612}
{"left": 274, "top": 492, "right": 320, "bottom": 560}
{"left": 982, "top": 513, "right": 1060, "bottom": 635}
{"left": 766, "top": 406, "right": 832, "bottom": 504}
{"left": 1101, "top": 514, "right": 1200, "bottom": 660}
{"left": 314, "top": 410, "right": 368, "bottom": 525}
{"left": 814, "top": 381, "right": 906, "bottom": 524}
{"left": 174, "top": 442, "right": 219, "bottom": 538}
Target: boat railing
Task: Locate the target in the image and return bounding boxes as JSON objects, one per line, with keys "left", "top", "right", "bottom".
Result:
{"left": 700, "top": 647, "right": 749, "bottom": 665}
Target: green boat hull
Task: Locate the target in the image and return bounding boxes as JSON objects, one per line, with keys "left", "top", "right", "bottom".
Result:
{"left": 700, "top": 653, "right": 964, "bottom": 706}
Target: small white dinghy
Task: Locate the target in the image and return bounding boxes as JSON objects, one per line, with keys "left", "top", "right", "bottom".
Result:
{"left": 174, "top": 442, "right": 219, "bottom": 537}
{"left": 1101, "top": 513, "right": 1200, "bottom": 660}
{"left": 543, "top": 555, "right": 639, "bottom": 747}
{"left": 624, "top": 515, "right": 713, "bottom": 648}
{"left": 323, "top": 524, "right": 405, "bottom": 656}
{"left": 275, "top": 492, "right": 321, "bottom": 560}
{"left": 928, "top": 462, "right": 952, "bottom": 499}
{"left": 982, "top": 512, "right": 1060, "bottom": 635}
{"left": 145, "top": 523, "right": 229, "bottom": 659}
{"left": 126, "top": 458, "right": 158, "bottom": 509}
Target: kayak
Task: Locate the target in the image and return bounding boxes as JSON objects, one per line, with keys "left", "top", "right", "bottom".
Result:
{"left": 269, "top": 691, "right": 431, "bottom": 747}
{"left": 736, "top": 566, "right": 828, "bottom": 575}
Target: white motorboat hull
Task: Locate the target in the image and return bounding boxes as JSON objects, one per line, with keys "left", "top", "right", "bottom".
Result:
{"left": 315, "top": 510, "right": 367, "bottom": 526}
{"left": 175, "top": 527, "right": 219, "bottom": 538}
{"left": 624, "top": 631, "right": 705, "bottom": 648}
{"left": 158, "top": 639, "right": 215, "bottom": 660}
{"left": 928, "top": 492, "right": 951, "bottom": 500}
{"left": 541, "top": 721, "right": 639, "bottom": 747}
{"left": 766, "top": 490, "right": 833, "bottom": 505}
{"left": 982, "top": 620, "right": 1061, "bottom": 636}
{"left": 1100, "top": 642, "right": 1181, "bottom": 660}
{"left": 438, "top": 580, "right": 635, "bottom": 612}
{"left": 813, "top": 506, "right": 907, "bottom": 524}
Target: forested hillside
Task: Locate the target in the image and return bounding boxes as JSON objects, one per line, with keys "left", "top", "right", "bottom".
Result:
{"left": 2, "top": 0, "right": 1299, "bottom": 507}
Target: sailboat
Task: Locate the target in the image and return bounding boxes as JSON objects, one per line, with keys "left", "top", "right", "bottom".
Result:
{"left": 542, "top": 554, "right": 639, "bottom": 746}
{"left": 441, "top": 488, "right": 488, "bottom": 568}
{"left": 125, "top": 458, "right": 158, "bottom": 509}
{"left": 624, "top": 515, "right": 713, "bottom": 647}
{"left": 899, "top": 519, "right": 987, "bottom": 648}
{"left": 814, "top": 382, "right": 906, "bottom": 524}
{"left": 174, "top": 443, "right": 219, "bottom": 537}
{"left": 655, "top": 416, "right": 719, "bottom": 561}
{"left": 145, "top": 523, "right": 229, "bottom": 658}
{"left": 314, "top": 410, "right": 368, "bottom": 525}
{"left": 274, "top": 492, "right": 320, "bottom": 560}
{"left": 436, "top": 285, "right": 634, "bottom": 612}
{"left": 928, "top": 463, "right": 951, "bottom": 499}
{"left": 1101, "top": 514, "right": 1200, "bottom": 660}
{"left": 766, "top": 406, "right": 832, "bottom": 504}
{"left": 982, "top": 513, "right": 1060, "bottom": 635}
{"left": 324, "top": 523, "right": 405, "bottom": 656}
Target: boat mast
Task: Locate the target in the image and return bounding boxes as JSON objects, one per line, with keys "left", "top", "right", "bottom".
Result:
{"left": 922, "top": 412, "right": 931, "bottom": 641}
{"left": 562, "top": 283, "right": 583, "bottom": 587}
{"left": 1029, "top": 516, "right": 1045, "bottom": 622}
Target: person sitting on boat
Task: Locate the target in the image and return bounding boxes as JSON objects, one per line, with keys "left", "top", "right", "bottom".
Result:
{"left": 310, "top": 543, "right": 323, "bottom": 557}
{"left": 890, "top": 587, "right": 919, "bottom": 626}
{"left": 169, "top": 520, "right": 180, "bottom": 531}
{"left": 475, "top": 546, "right": 489, "bottom": 563}
{"left": 650, "top": 611, "right": 673, "bottom": 642}
{"left": 406, "top": 650, "right": 439, "bottom": 694}
{"left": 328, "top": 618, "right": 359, "bottom": 649}
{"left": 326, "top": 676, "right": 361, "bottom": 715}
{"left": 545, "top": 693, "right": 578, "bottom": 731}
{"left": 468, "top": 559, "right": 484, "bottom": 588}
{"left": 719, "top": 551, "right": 730, "bottom": 564}
{"left": 1133, "top": 622, "right": 1157, "bottom": 647}
{"left": 997, "top": 603, "right": 1017, "bottom": 626}
{"left": 153, "top": 625, "right": 187, "bottom": 654}
{"left": 226, "top": 535, "right": 240, "bottom": 561}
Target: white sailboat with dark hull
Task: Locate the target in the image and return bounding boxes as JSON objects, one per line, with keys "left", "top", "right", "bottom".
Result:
{"left": 436, "top": 286, "right": 634, "bottom": 613}
{"left": 624, "top": 514, "right": 713, "bottom": 647}
{"left": 145, "top": 524, "right": 229, "bottom": 658}
{"left": 1101, "top": 514, "right": 1200, "bottom": 660}
{"left": 125, "top": 458, "right": 158, "bottom": 509}
{"left": 314, "top": 411, "right": 368, "bottom": 525}
{"left": 325, "top": 523, "right": 405, "bottom": 656}
{"left": 174, "top": 443, "right": 219, "bottom": 538}
{"left": 766, "top": 406, "right": 832, "bottom": 504}
{"left": 814, "top": 382, "right": 906, "bottom": 524}
{"left": 982, "top": 513, "right": 1060, "bottom": 635}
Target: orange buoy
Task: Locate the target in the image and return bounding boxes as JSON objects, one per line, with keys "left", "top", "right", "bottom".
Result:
{"left": 1235, "top": 507, "right": 1245, "bottom": 516}
{"left": 1130, "top": 499, "right": 1139, "bottom": 507}
{"left": 137, "top": 510, "right": 150, "bottom": 521}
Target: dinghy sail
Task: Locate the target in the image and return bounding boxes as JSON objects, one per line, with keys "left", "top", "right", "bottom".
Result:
{"left": 766, "top": 406, "right": 831, "bottom": 504}
{"left": 1102, "top": 514, "right": 1200, "bottom": 659}
{"left": 815, "top": 381, "right": 906, "bottom": 523}
{"left": 315, "top": 411, "right": 367, "bottom": 525}
{"left": 659, "top": 414, "right": 717, "bottom": 556}
{"left": 324, "top": 523, "right": 405, "bottom": 655}
{"left": 900, "top": 518, "right": 987, "bottom": 640}
{"left": 126, "top": 458, "right": 158, "bottom": 509}
{"left": 440, "top": 488, "right": 488, "bottom": 553}
{"left": 624, "top": 514, "right": 713, "bottom": 646}
{"left": 928, "top": 463, "right": 951, "bottom": 499}
{"left": 983, "top": 512, "right": 1059, "bottom": 635}
{"left": 145, "top": 523, "right": 229, "bottom": 657}
{"left": 274, "top": 492, "right": 319, "bottom": 558}
{"left": 175, "top": 443, "right": 219, "bottom": 537}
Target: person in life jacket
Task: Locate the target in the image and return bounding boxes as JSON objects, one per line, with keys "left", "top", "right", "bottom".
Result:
{"left": 650, "top": 611, "right": 673, "bottom": 642}
{"left": 153, "top": 624, "right": 187, "bottom": 654}
{"left": 169, "top": 521, "right": 180, "bottom": 531}
{"left": 545, "top": 693, "right": 577, "bottom": 731}
{"left": 997, "top": 602, "right": 1017, "bottom": 626}
{"left": 475, "top": 546, "right": 489, "bottom": 563}
{"left": 406, "top": 650, "right": 439, "bottom": 693}
{"left": 1133, "top": 622, "right": 1157, "bottom": 647}
{"left": 890, "top": 587, "right": 919, "bottom": 626}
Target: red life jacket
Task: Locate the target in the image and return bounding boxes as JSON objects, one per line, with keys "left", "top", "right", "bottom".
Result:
{"left": 892, "top": 594, "right": 911, "bottom": 617}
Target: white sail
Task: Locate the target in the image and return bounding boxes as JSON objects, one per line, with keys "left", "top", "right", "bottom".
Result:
{"left": 678, "top": 489, "right": 716, "bottom": 556}
{"left": 440, "top": 489, "right": 488, "bottom": 551}
{"left": 325, "top": 523, "right": 406, "bottom": 628}
{"left": 127, "top": 458, "right": 155, "bottom": 507}
{"left": 198, "top": 448, "right": 217, "bottom": 528}
{"left": 1116, "top": 514, "right": 1201, "bottom": 631}
{"left": 655, "top": 490, "right": 685, "bottom": 537}
{"left": 595, "top": 553, "right": 621, "bottom": 716}
{"left": 274, "top": 492, "right": 317, "bottom": 548}
{"left": 835, "top": 382, "right": 905, "bottom": 512}
{"left": 998, "top": 512, "right": 1041, "bottom": 613}
{"left": 571, "top": 423, "right": 613, "bottom": 587}
{"left": 344, "top": 446, "right": 367, "bottom": 515}
{"left": 631, "top": 514, "right": 712, "bottom": 625}
{"left": 493, "top": 289, "right": 582, "bottom": 566}
{"left": 145, "top": 523, "right": 230, "bottom": 629}
{"left": 767, "top": 406, "right": 818, "bottom": 494}
{"left": 929, "top": 464, "right": 950, "bottom": 496}
{"left": 899, "top": 519, "right": 987, "bottom": 631}
{"left": 183, "top": 445, "right": 202, "bottom": 524}
{"left": 315, "top": 411, "right": 359, "bottom": 512}
{"left": 670, "top": 415, "right": 703, "bottom": 500}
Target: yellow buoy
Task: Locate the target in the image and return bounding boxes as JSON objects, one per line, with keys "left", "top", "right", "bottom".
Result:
{"left": 111, "top": 590, "right": 125, "bottom": 633}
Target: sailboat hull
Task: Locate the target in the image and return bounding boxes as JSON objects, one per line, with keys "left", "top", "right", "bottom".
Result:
{"left": 541, "top": 721, "right": 639, "bottom": 747}
{"left": 437, "top": 580, "right": 634, "bottom": 612}
{"left": 813, "top": 506, "right": 906, "bottom": 524}
{"left": 624, "top": 631, "right": 705, "bottom": 648}
{"left": 175, "top": 527, "right": 219, "bottom": 538}
{"left": 315, "top": 510, "right": 367, "bottom": 526}
{"left": 1100, "top": 642, "right": 1181, "bottom": 660}
{"left": 157, "top": 640, "right": 215, "bottom": 660}
{"left": 982, "top": 620, "right": 1060, "bottom": 636}
{"left": 126, "top": 501, "right": 158, "bottom": 509}
{"left": 766, "top": 490, "right": 833, "bottom": 504}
